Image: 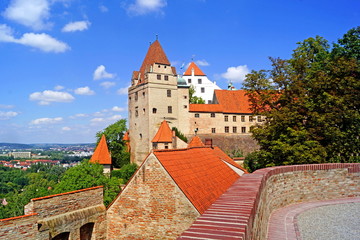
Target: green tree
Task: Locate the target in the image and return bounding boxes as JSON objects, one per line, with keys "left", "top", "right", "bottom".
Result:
{"left": 189, "top": 85, "right": 205, "bottom": 104}
{"left": 243, "top": 27, "right": 360, "bottom": 170}
{"left": 96, "top": 119, "right": 130, "bottom": 168}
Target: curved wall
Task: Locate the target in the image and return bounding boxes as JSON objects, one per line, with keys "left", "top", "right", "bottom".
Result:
{"left": 178, "top": 163, "right": 360, "bottom": 240}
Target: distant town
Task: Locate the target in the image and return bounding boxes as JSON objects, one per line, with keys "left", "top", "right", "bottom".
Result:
{"left": 0, "top": 143, "right": 95, "bottom": 169}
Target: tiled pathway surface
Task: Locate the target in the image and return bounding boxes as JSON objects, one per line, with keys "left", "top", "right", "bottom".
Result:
{"left": 267, "top": 197, "right": 360, "bottom": 240}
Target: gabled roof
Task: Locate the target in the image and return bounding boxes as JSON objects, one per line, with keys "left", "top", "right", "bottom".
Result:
{"left": 123, "top": 131, "right": 129, "bottom": 141}
{"left": 189, "top": 90, "right": 252, "bottom": 114}
{"left": 187, "top": 136, "right": 205, "bottom": 148}
{"left": 151, "top": 120, "right": 173, "bottom": 143}
{"left": 153, "top": 147, "right": 240, "bottom": 214}
{"left": 90, "top": 135, "right": 111, "bottom": 165}
{"left": 214, "top": 90, "right": 252, "bottom": 113}
{"left": 137, "top": 40, "right": 171, "bottom": 81}
{"left": 183, "top": 62, "right": 206, "bottom": 76}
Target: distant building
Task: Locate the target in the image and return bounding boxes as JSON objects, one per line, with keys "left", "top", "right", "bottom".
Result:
{"left": 183, "top": 61, "right": 221, "bottom": 104}
{"left": 11, "top": 152, "right": 31, "bottom": 159}
{"left": 90, "top": 135, "right": 112, "bottom": 173}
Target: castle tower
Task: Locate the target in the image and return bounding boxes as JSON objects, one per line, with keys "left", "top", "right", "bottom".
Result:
{"left": 128, "top": 40, "right": 190, "bottom": 165}
{"left": 90, "top": 134, "right": 112, "bottom": 173}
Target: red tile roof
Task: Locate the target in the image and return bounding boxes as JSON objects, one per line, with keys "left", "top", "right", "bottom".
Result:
{"left": 189, "top": 90, "right": 252, "bottom": 114}
{"left": 215, "top": 90, "right": 252, "bottom": 113}
{"left": 90, "top": 135, "right": 112, "bottom": 165}
{"left": 153, "top": 147, "right": 240, "bottom": 214}
{"left": 137, "top": 40, "right": 171, "bottom": 81}
{"left": 187, "top": 136, "right": 205, "bottom": 148}
{"left": 123, "top": 131, "right": 129, "bottom": 141}
{"left": 189, "top": 104, "right": 223, "bottom": 113}
{"left": 183, "top": 62, "right": 206, "bottom": 76}
{"left": 151, "top": 120, "right": 173, "bottom": 143}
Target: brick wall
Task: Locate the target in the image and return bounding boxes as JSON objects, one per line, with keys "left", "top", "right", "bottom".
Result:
{"left": 107, "top": 153, "right": 199, "bottom": 239}
{"left": 0, "top": 213, "right": 38, "bottom": 240}
{"left": 179, "top": 163, "right": 360, "bottom": 240}
{"left": 0, "top": 186, "right": 107, "bottom": 240}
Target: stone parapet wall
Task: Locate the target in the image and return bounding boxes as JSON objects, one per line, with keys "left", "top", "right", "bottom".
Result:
{"left": 0, "top": 213, "right": 38, "bottom": 240}
{"left": 178, "top": 163, "right": 360, "bottom": 240}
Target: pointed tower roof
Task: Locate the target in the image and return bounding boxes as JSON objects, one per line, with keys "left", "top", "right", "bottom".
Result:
{"left": 187, "top": 136, "right": 205, "bottom": 148}
{"left": 90, "top": 135, "right": 111, "bottom": 165}
{"left": 138, "top": 40, "right": 171, "bottom": 81}
{"left": 183, "top": 62, "right": 206, "bottom": 76}
{"left": 152, "top": 120, "right": 173, "bottom": 143}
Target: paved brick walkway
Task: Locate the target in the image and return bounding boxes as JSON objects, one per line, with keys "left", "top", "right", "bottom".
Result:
{"left": 267, "top": 197, "right": 360, "bottom": 240}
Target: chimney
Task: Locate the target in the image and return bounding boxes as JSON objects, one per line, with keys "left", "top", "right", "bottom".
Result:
{"left": 205, "top": 138, "right": 213, "bottom": 148}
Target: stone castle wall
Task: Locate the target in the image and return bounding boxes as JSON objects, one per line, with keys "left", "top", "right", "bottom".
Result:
{"left": 1, "top": 186, "right": 106, "bottom": 240}
{"left": 179, "top": 163, "right": 360, "bottom": 240}
{"left": 107, "top": 154, "right": 199, "bottom": 239}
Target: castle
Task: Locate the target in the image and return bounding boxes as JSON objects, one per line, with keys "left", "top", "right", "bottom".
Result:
{"left": 129, "top": 40, "right": 262, "bottom": 165}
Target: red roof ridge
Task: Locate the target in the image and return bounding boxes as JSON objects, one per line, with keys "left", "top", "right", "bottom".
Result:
{"left": 183, "top": 62, "right": 206, "bottom": 76}
{"left": 0, "top": 213, "right": 38, "bottom": 222}
{"left": 90, "top": 134, "right": 112, "bottom": 165}
{"left": 151, "top": 120, "right": 173, "bottom": 143}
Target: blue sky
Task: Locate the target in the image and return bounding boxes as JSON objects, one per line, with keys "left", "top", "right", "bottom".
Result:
{"left": 0, "top": 0, "right": 359, "bottom": 144}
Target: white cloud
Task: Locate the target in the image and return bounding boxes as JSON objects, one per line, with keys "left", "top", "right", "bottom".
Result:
{"left": 54, "top": 85, "right": 64, "bottom": 90}
{"left": 2, "top": 0, "right": 51, "bottom": 30}
{"left": 30, "top": 117, "right": 63, "bottom": 125}
{"left": 93, "top": 65, "right": 115, "bottom": 80}
{"left": 195, "top": 59, "right": 210, "bottom": 66}
{"left": 74, "top": 86, "right": 95, "bottom": 95}
{"left": 127, "top": 0, "right": 167, "bottom": 15}
{"left": 0, "top": 24, "right": 70, "bottom": 53}
{"left": 99, "top": 5, "right": 108, "bottom": 12}
{"left": 100, "top": 81, "right": 116, "bottom": 89}
{"left": 62, "top": 126, "right": 71, "bottom": 131}
{"left": 117, "top": 86, "right": 129, "bottom": 95}
{"left": 0, "top": 111, "right": 19, "bottom": 120}
{"left": 90, "top": 118, "right": 104, "bottom": 123}
{"left": 112, "top": 106, "right": 125, "bottom": 112}
{"left": 109, "top": 115, "right": 122, "bottom": 121}
{"left": 0, "top": 104, "right": 14, "bottom": 109}
{"left": 29, "top": 90, "right": 75, "bottom": 105}
{"left": 62, "top": 21, "right": 91, "bottom": 32}
{"left": 221, "top": 65, "right": 250, "bottom": 83}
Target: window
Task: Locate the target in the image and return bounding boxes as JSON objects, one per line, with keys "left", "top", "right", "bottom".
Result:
{"left": 212, "top": 128, "right": 216, "bottom": 133}
{"left": 184, "top": 95, "right": 187, "bottom": 99}
{"left": 135, "top": 110, "right": 138, "bottom": 117}
{"left": 211, "top": 113, "right": 215, "bottom": 118}
{"left": 143, "top": 108, "right": 145, "bottom": 114}
{"left": 242, "top": 127, "right": 246, "bottom": 133}
{"left": 224, "top": 115, "right": 229, "bottom": 122}
{"left": 233, "top": 127, "right": 237, "bottom": 133}
{"left": 188, "top": 79, "right": 191, "bottom": 84}
{"left": 184, "top": 105, "right": 187, "bottom": 109}
{"left": 143, "top": 92, "right": 145, "bottom": 97}
{"left": 208, "top": 100, "right": 212, "bottom": 104}
{"left": 157, "top": 74, "right": 161, "bottom": 80}
{"left": 167, "top": 90, "right": 171, "bottom": 97}
{"left": 241, "top": 116, "right": 245, "bottom": 122}
{"left": 233, "top": 116, "right": 236, "bottom": 122}
{"left": 201, "top": 87, "right": 205, "bottom": 93}
{"left": 168, "top": 106, "right": 172, "bottom": 113}
{"left": 257, "top": 116, "right": 262, "bottom": 122}
{"left": 249, "top": 116, "right": 254, "bottom": 122}
{"left": 195, "top": 113, "right": 200, "bottom": 118}
{"left": 164, "top": 143, "right": 169, "bottom": 149}
{"left": 135, "top": 92, "right": 138, "bottom": 101}
{"left": 139, "top": 134, "right": 142, "bottom": 139}
{"left": 198, "top": 79, "right": 202, "bottom": 84}
{"left": 164, "top": 75, "right": 169, "bottom": 81}
{"left": 152, "top": 108, "right": 157, "bottom": 114}
{"left": 225, "top": 126, "right": 229, "bottom": 133}
{"left": 158, "top": 65, "right": 161, "bottom": 68}
{"left": 129, "top": 96, "right": 131, "bottom": 101}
